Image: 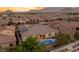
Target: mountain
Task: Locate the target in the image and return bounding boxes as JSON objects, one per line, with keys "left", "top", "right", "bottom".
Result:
{"left": 28, "top": 7, "right": 79, "bottom": 13}
{"left": 28, "top": 7, "right": 63, "bottom": 13}
{"left": 61, "top": 7, "right": 79, "bottom": 12}
{"left": 1, "top": 7, "right": 79, "bottom": 13}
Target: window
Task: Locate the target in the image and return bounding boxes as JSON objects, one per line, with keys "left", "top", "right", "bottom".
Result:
{"left": 37, "top": 35, "right": 42, "bottom": 38}
{"left": 9, "top": 44, "right": 14, "bottom": 47}
{"left": 76, "top": 28, "right": 79, "bottom": 30}
{"left": 49, "top": 33, "right": 51, "bottom": 36}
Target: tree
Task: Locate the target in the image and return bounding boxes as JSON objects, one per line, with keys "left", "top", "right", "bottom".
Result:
{"left": 74, "top": 31, "right": 79, "bottom": 40}
{"left": 7, "top": 19, "right": 14, "bottom": 26}
{"left": 55, "top": 32, "right": 71, "bottom": 44}
{"left": 16, "top": 36, "right": 46, "bottom": 52}
{"left": 57, "top": 18, "right": 63, "bottom": 21}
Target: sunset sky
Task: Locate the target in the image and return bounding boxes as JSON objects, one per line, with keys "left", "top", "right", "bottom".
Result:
{"left": 0, "top": 7, "right": 44, "bottom": 12}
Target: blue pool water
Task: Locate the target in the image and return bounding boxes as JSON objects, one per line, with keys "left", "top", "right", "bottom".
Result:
{"left": 40, "top": 39, "right": 56, "bottom": 45}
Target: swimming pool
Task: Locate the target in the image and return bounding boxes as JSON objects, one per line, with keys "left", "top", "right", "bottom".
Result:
{"left": 40, "top": 39, "right": 56, "bottom": 45}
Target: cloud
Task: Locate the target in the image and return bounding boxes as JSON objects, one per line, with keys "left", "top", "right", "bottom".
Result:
{"left": 0, "top": 0, "right": 78, "bottom": 7}
{"left": 0, "top": 7, "right": 44, "bottom": 12}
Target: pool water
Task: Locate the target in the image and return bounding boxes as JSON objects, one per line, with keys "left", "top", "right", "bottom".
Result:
{"left": 40, "top": 39, "right": 56, "bottom": 45}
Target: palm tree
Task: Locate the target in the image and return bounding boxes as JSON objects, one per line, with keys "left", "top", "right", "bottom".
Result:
{"left": 8, "top": 18, "right": 14, "bottom": 26}
{"left": 55, "top": 32, "right": 71, "bottom": 44}
{"left": 16, "top": 36, "right": 46, "bottom": 52}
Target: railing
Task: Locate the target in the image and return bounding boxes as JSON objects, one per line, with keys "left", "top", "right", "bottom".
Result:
{"left": 51, "top": 40, "right": 79, "bottom": 52}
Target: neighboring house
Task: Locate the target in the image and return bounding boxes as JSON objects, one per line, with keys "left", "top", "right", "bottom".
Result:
{"left": 0, "top": 26, "right": 16, "bottom": 49}
{"left": 0, "top": 34, "right": 16, "bottom": 49}
{"left": 49, "top": 21, "right": 79, "bottom": 38}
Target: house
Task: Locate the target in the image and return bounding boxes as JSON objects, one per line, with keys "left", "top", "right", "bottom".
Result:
{"left": 18, "top": 24, "right": 58, "bottom": 41}
{"left": 49, "top": 21, "right": 79, "bottom": 39}
{"left": 0, "top": 26, "right": 16, "bottom": 49}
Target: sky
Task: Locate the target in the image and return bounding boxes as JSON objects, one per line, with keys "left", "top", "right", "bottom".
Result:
{"left": 0, "top": 0, "right": 79, "bottom": 12}
{"left": 0, "top": 0, "right": 79, "bottom": 7}
{"left": 0, "top": 7, "right": 44, "bottom": 12}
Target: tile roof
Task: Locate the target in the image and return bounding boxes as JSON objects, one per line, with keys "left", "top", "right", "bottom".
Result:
{"left": 50, "top": 21, "right": 79, "bottom": 34}
{"left": 0, "top": 34, "right": 16, "bottom": 44}
{"left": 0, "top": 26, "right": 16, "bottom": 44}
{"left": 20, "top": 24, "right": 58, "bottom": 39}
